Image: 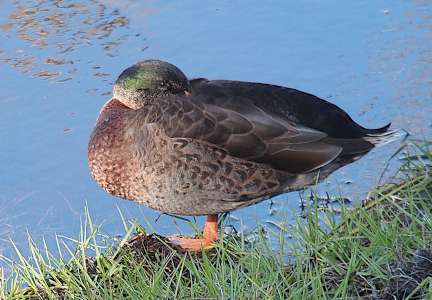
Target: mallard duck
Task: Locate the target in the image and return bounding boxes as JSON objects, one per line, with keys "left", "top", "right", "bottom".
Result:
{"left": 88, "top": 60, "right": 399, "bottom": 251}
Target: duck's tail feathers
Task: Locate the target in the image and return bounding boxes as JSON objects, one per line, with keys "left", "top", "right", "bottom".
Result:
{"left": 363, "top": 128, "right": 406, "bottom": 148}
{"left": 368, "top": 123, "right": 391, "bottom": 134}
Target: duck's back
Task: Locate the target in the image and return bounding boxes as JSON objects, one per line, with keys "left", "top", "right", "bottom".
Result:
{"left": 197, "top": 79, "right": 391, "bottom": 137}
{"left": 189, "top": 79, "right": 397, "bottom": 171}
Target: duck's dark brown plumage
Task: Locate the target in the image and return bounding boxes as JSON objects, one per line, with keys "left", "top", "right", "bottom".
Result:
{"left": 88, "top": 60, "right": 399, "bottom": 218}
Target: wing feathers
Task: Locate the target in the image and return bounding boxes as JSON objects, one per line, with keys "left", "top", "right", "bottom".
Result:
{"left": 150, "top": 81, "right": 360, "bottom": 174}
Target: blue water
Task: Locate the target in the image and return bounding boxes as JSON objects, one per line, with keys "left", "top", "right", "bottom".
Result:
{"left": 1, "top": 0, "right": 431, "bottom": 272}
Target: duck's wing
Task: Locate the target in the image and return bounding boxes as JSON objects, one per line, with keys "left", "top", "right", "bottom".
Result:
{"left": 150, "top": 87, "right": 343, "bottom": 174}
{"left": 191, "top": 79, "right": 402, "bottom": 156}
{"left": 200, "top": 79, "right": 392, "bottom": 139}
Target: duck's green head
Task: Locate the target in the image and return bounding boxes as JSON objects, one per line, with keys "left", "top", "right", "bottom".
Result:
{"left": 113, "top": 60, "right": 192, "bottom": 109}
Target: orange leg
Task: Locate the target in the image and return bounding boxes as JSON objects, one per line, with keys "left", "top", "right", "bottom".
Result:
{"left": 168, "top": 214, "right": 219, "bottom": 251}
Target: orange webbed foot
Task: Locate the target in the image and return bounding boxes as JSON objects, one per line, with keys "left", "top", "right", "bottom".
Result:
{"left": 167, "top": 214, "right": 219, "bottom": 252}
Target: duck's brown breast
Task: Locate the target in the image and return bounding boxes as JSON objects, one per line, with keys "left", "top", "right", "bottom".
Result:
{"left": 88, "top": 99, "right": 143, "bottom": 201}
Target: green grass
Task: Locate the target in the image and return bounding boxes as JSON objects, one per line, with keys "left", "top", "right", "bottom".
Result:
{"left": 1, "top": 140, "right": 432, "bottom": 299}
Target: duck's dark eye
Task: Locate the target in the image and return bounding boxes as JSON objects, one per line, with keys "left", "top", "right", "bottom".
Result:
{"left": 158, "top": 81, "right": 170, "bottom": 91}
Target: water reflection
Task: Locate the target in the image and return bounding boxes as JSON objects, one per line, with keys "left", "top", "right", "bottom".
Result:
{"left": 1, "top": 0, "right": 132, "bottom": 81}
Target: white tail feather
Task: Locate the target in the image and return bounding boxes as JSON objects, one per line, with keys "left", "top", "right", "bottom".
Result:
{"left": 363, "top": 129, "right": 406, "bottom": 147}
